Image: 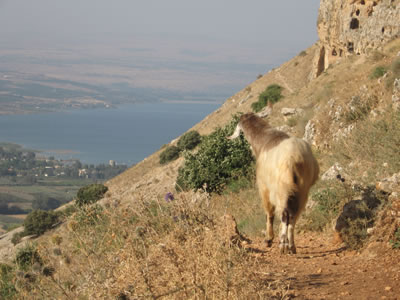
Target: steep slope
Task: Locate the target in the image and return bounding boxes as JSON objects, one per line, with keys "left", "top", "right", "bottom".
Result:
{"left": 106, "top": 43, "right": 320, "bottom": 204}
{"left": 1, "top": 1, "right": 400, "bottom": 298}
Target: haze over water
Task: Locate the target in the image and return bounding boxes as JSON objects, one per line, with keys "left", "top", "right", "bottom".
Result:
{"left": 0, "top": 1, "right": 320, "bottom": 165}
{"left": 0, "top": 102, "right": 219, "bottom": 165}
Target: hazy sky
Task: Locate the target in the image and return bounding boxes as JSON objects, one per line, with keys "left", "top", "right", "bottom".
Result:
{"left": 0, "top": 0, "right": 320, "bottom": 48}
{"left": 0, "top": 0, "right": 321, "bottom": 98}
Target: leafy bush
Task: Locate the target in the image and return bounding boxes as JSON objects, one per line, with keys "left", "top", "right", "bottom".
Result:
{"left": 23, "top": 210, "right": 60, "bottom": 236}
{"left": 370, "top": 66, "right": 387, "bottom": 79}
{"left": 177, "top": 130, "right": 202, "bottom": 150}
{"left": 11, "top": 232, "right": 23, "bottom": 246}
{"left": 251, "top": 84, "right": 283, "bottom": 112}
{"left": 390, "top": 227, "right": 400, "bottom": 249}
{"left": 0, "top": 264, "right": 16, "bottom": 299}
{"left": 303, "top": 183, "right": 344, "bottom": 231}
{"left": 14, "top": 244, "right": 42, "bottom": 271}
{"left": 75, "top": 183, "right": 108, "bottom": 207}
{"left": 176, "top": 114, "right": 254, "bottom": 193}
{"left": 298, "top": 50, "right": 307, "bottom": 57}
{"left": 159, "top": 145, "right": 181, "bottom": 165}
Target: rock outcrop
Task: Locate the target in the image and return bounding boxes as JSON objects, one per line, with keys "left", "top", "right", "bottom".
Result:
{"left": 313, "top": 0, "right": 400, "bottom": 77}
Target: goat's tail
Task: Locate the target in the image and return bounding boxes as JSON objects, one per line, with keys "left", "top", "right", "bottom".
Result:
{"left": 278, "top": 151, "right": 305, "bottom": 225}
{"left": 281, "top": 170, "right": 300, "bottom": 225}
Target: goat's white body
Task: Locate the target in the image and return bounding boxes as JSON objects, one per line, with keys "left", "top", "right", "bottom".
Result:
{"left": 229, "top": 113, "right": 319, "bottom": 254}
{"left": 256, "top": 137, "right": 318, "bottom": 218}
{"left": 257, "top": 137, "right": 318, "bottom": 253}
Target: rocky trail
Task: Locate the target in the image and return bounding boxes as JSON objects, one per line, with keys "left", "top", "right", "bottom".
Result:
{"left": 246, "top": 233, "right": 400, "bottom": 299}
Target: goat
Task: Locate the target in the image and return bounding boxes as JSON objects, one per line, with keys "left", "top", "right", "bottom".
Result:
{"left": 228, "top": 113, "right": 319, "bottom": 254}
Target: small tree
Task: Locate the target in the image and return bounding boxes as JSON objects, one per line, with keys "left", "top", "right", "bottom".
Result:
{"left": 14, "top": 244, "right": 42, "bottom": 271}
{"left": 75, "top": 183, "right": 108, "bottom": 207}
{"left": 159, "top": 145, "right": 180, "bottom": 165}
{"left": 176, "top": 114, "right": 254, "bottom": 193}
{"left": 23, "top": 210, "right": 60, "bottom": 236}
{"left": 251, "top": 84, "right": 283, "bottom": 112}
{"left": 177, "top": 131, "right": 202, "bottom": 150}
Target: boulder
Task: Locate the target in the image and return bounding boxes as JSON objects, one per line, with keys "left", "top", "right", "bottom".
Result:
{"left": 321, "top": 163, "right": 347, "bottom": 181}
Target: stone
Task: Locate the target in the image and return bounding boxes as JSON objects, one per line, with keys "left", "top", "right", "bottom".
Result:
{"left": 256, "top": 105, "right": 272, "bottom": 118}
{"left": 392, "top": 78, "right": 400, "bottom": 110}
{"left": 376, "top": 172, "right": 400, "bottom": 193}
{"left": 303, "top": 120, "right": 317, "bottom": 146}
{"left": 321, "top": 163, "right": 346, "bottom": 181}
{"left": 281, "top": 107, "right": 304, "bottom": 116}
{"left": 312, "top": 0, "right": 400, "bottom": 77}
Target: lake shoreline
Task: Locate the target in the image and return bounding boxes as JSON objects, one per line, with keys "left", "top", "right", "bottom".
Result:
{"left": 0, "top": 102, "right": 220, "bottom": 165}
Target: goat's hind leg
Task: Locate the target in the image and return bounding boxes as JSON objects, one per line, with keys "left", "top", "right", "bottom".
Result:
{"left": 262, "top": 190, "right": 275, "bottom": 247}
{"left": 265, "top": 213, "right": 275, "bottom": 247}
{"left": 287, "top": 220, "right": 297, "bottom": 254}
{"left": 279, "top": 209, "right": 289, "bottom": 254}
{"left": 279, "top": 210, "right": 297, "bottom": 254}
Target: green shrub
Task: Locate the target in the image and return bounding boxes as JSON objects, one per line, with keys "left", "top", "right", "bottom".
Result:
{"left": 390, "top": 227, "right": 400, "bottom": 249}
{"left": 23, "top": 210, "right": 60, "bottom": 236}
{"left": 14, "top": 244, "right": 42, "bottom": 271}
{"left": 159, "top": 145, "right": 181, "bottom": 165}
{"left": 75, "top": 183, "right": 108, "bottom": 207}
{"left": 176, "top": 114, "right": 254, "bottom": 193}
{"left": 251, "top": 84, "right": 283, "bottom": 112}
{"left": 370, "top": 66, "right": 387, "bottom": 79}
{"left": 11, "top": 232, "right": 23, "bottom": 246}
{"left": 0, "top": 264, "right": 16, "bottom": 299}
{"left": 298, "top": 50, "right": 307, "bottom": 57}
{"left": 177, "top": 130, "right": 202, "bottom": 150}
{"left": 303, "top": 184, "right": 344, "bottom": 231}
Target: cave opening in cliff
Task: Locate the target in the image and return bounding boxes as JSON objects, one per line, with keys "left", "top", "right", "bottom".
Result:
{"left": 350, "top": 18, "right": 360, "bottom": 29}
{"left": 316, "top": 46, "right": 325, "bottom": 77}
{"left": 347, "top": 42, "right": 354, "bottom": 53}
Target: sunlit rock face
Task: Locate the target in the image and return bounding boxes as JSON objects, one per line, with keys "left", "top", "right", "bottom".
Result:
{"left": 312, "top": 0, "right": 400, "bottom": 77}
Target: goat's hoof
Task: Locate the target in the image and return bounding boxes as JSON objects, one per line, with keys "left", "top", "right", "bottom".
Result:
{"left": 279, "top": 244, "right": 288, "bottom": 254}
{"left": 279, "top": 244, "right": 296, "bottom": 255}
{"left": 265, "top": 239, "right": 273, "bottom": 247}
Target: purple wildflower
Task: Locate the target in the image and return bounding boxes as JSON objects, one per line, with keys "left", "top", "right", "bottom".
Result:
{"left": 164, "top": 192, "right": 174, "bottom": 202}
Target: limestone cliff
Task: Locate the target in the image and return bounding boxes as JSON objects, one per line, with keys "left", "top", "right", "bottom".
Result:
{"left": 313, "top": 0, "right": 400, "bottom": 77}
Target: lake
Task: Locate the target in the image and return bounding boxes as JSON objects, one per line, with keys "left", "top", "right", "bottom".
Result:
{"left": 0, "top": 102, "right": 221, "bottom": 165}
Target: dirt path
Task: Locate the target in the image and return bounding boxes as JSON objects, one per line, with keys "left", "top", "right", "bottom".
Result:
{"left": 276, "top": 72, "right": 294, "bottom": 94}
{"left": 247, "top": 232, "right": 400, "bottom": 299}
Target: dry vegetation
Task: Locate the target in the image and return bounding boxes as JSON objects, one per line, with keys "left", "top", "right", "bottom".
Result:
{"left": 9, "top": 194, "right": 292, "bottom": 299}
{"left": 1, "top": 39, "right": 400, "bottom": 299}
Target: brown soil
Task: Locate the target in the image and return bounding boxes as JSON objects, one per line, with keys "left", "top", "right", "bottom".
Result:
{"left": 246, "top": 233, "right": 400, "bottom": 300}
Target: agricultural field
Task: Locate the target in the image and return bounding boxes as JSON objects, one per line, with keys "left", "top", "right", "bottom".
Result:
{"left": 0, "top": 143, "right": 126, "bottom": 231}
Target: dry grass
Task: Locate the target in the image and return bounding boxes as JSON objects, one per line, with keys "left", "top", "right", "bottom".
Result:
{"left": 330, "top": 109, "right": 400, "bottom": 182}
{"left": 9, "top": 193, "right": 292, "bottom": 299}
{"left": 4, "top": 31, "right": 400, "bottom": 300}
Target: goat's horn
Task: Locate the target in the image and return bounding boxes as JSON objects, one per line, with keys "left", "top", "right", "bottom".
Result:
{"left": 227, "top": 123, "right": 242, "bottom": 140}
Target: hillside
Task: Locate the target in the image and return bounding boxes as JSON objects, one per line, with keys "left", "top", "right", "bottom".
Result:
{"left": 1, "top": 1, "right": 400, "bottom": 299}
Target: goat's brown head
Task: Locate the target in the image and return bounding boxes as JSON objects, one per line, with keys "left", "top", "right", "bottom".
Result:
{"left": 227, "top": 113, "right": 262, "bottom": 140}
